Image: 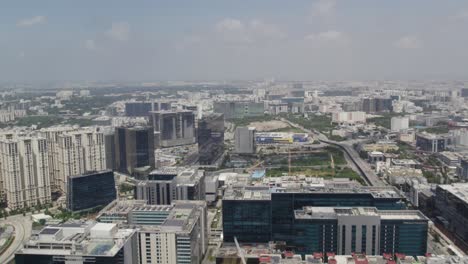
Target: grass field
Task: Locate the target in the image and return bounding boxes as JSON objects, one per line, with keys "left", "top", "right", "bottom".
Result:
{"left": 265, "top": 166, "right": 364, "bottom": 184}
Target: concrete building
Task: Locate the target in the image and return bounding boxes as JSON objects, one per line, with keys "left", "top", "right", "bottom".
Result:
{"left": 115, "top": 126, "right": 155, "bottom": 177}
{"left": 213, "top": 101, "right": 264, "bottom": 119}
{"left": 125, "top": 101, "right": 171, "bottom": 117}
{"left": 97, "top": 200, "right": 208, "bottom": 264}
{"left": 0, "top": 137, "right": 52, "bottom": 209}
{"left": 416, "top": 133, "right": 451, "bottom": 153}
{"left": 149, "top": 110, "right": 196, "bottom": 148}
{"left": 235, "top": 127, "right": 256, "bottom": 154}
{"left": 135, "top": 167, "right": 205, "bottom": 205}
{"left": 438, "top": 151, "right": 461, "bottom": 167}
{"left": 332, "top": 112, "right": 366, "bottom": 124}
{"left": 391, "top": 116, "right": 409, "bottom": 132}
{"left": 15, "top": 222, "right": 139, "bottom": 264}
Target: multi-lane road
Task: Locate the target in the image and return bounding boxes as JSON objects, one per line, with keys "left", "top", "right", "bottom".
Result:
{"left": 281, "top": 118, "right": 385, "bottom": 186}
{"left": 0, "top": 214, "right": 32, "bottom": 264}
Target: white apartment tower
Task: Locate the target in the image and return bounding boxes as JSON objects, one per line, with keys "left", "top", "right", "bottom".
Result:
{"left": 0, "top": 137, "right": 51, "bottom": 209}
{"left": 57, "top": 129, "right": 106, "bottom": 192}
{"left": 39, "top": 126, "right": 107, "bottom": 193}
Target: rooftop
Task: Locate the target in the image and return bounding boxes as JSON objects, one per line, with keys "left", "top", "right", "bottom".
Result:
{"left": 18, "top": 221, "right": 136, "bottom": 257}
{"left": 438, "top": 183, "right": 468, "bottom": 204}
{"left": 294, "top": 207, "right": 428, "bottom": 221}
{"left": 223, "top": 177, "right": 403, "bottom": 201}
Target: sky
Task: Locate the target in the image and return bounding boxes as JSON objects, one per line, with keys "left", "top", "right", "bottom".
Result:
{"left": 1, "top": 0, "right": 468, "bottom": 82}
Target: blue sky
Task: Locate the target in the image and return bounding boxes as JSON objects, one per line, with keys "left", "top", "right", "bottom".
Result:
{"left": 2, "top": 0, "right": 468, "bottom": 82}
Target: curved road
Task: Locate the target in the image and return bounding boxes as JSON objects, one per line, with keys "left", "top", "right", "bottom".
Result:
{"left": 0, "top": 214, "right": 32, "bottom": 264}
{"left": 281, "top": 118, "right": 385, "bottom": 186}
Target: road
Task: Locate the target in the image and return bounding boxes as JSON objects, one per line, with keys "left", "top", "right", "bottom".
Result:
{"left": 0, "top": 213, "right": 32, "bottom": 264}
{"left": 282, "top": 117, "right": 385, "bottom": 186}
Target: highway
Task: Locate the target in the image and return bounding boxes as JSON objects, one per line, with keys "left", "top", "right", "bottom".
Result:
{"left": 0, "top": 214, "right": 32, "bottom": 264}
{"left": 282, "top": 118, "right": 385, "bottom": 187}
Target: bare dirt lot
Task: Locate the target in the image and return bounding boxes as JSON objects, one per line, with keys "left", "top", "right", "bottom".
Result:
{"left": 249, "top": 120, "right": 290, "bottom": 131}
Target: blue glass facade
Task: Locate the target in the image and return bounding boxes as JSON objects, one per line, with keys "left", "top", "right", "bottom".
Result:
{"left": 380, "top": 220, "right": 428, "bottom": 256}
{"left": 223, "top": 191, "right": 405, "bottom": 244}
{"left": 67, "top": 170, "right": 117, "bottom": 212}
{"left": 222, "top": 200, "right": 271, "bottom": 242}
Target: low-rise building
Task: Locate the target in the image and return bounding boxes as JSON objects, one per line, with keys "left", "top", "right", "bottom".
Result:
{"left": 15, "top": 222, "right": 139, "bottom": 264}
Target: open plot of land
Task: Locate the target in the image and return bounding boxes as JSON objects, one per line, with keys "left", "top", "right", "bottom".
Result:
{"left": 249, "top": 120, "right": 290, "bottom": 131}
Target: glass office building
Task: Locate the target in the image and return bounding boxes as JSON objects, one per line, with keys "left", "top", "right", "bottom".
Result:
{"left": 290, "top": 207, "right": 428, "bottom": 257}
{"left": 222, "top": 185, "right": 423, "bottom": 256}
{"left": 67, "top": 170, "right": 117, "bottom": 212}
{"left": 198, "top": 113, "right": 225, "bottom": 165}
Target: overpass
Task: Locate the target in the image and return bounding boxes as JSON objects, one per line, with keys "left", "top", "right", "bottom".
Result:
{"left": 281, "top": 118, "right": 386, "bottom": 187}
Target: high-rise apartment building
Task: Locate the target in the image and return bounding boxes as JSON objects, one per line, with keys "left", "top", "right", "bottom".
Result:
{"left": 235, "top": 127, "right": 256, "bottom": 154}
{"left": 39, "top": 126, "right": 107, "bottom": 193}
{"left": 149, "top": 110, "right": 196, "bottom": 147}
{"left": 56, "top": 129, "right": 106, "bottom": 192}
{"left": 0, "top": 137, "right": 51, "bottom": 209}
{"left": 115, "top": 126, "right": 155, "bottom": 177}
{"left": 198, "top": 113, "right": 224, "bottom": 165}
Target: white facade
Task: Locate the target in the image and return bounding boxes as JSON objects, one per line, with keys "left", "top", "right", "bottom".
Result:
{"left": 0, "top": 137, "right": 51, "bottom": 209}
{"left": 332, "top": 111, "right": 366, "bottom": 124}
{"left": 391, "top": 116, "right": 409, "bottom": 132}
{"left": 39, "top": 126, "right": 107, "bottom": 193}
{"left": 139, "top": 232, "right": 177, "bottom": 264}
{"left": 57, "top": 129, "right": 106, "bottom": 192}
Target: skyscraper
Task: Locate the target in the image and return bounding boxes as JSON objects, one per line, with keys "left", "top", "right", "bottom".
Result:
{"left": 115, "top": 126, "right": 155, "bottom": 177}
{"left": 56, "top": 129, "right": 106, "bottom": 192}
{"left": 0, "top": 137, "right": 51, "bottom": 209}
{"left": 149, "top": 110, "right": 196, "bottom": 147}
{"left": 235, "top": 127, "right": 256, "bottom": 154}
{"left": 198, "top": 113, "right": 225, "bottom": 165}
{"left": 39, "top": 126, "right": 107, "bottom": 193}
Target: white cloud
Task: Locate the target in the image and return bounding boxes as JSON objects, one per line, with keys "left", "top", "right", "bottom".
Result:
{"left": 17, "top": 16, "right": 46, "bottom": 27}
{"left": 305, "top": 30, "right": 344, "bottom": 42}
{"left": 215, "top": 18, "right": 284, "bottom": 44}
{"left": 216, "top": 18, "right": 244, "bottom": 32}
{"left": 311, "top": 0, "right": 336, "bottom": 17}
{"left": 394, "top": 35, "right": 421, "bottom": 49}
{"left": 249, "top": 19, "right": 285, "bottom": 39}
{"left": 106, "top": 22, "right": 130, "bottom": 41}
{"left": 84, "top": 39, "right": 96, "bottom": 50}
